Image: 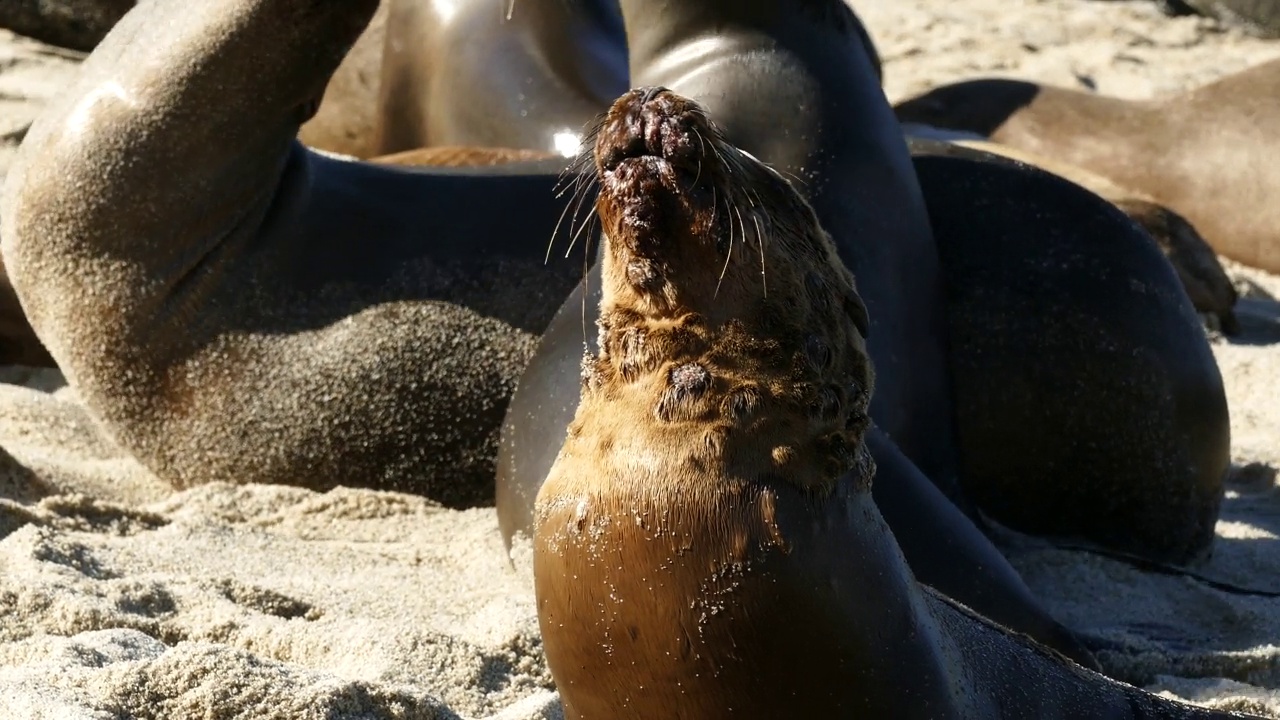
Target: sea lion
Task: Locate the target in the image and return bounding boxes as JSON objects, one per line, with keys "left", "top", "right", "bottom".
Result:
{"left": 533, "top": 86, "right": 1255, "bottom": 720}
{"left": 1, "top": 0, "right": 588, "bottom": 507}
{"left": 893, "top": 59, "right": 1280, "bottom": 273}
{"left": 502, "top": 0, "right": 1107, "bottom": 668}
{"left": 373, "top": 0, "right": 628, "bottom": 156}
{"left": 501, "top": 0, "right": 1218, "bottom": 655}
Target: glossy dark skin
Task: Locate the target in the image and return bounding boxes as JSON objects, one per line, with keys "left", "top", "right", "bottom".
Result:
{"left": 375, "top": 0, "right": 627, "bottom": 156}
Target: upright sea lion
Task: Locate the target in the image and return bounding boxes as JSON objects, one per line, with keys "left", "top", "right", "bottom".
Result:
{"left": 1, "top": 0, "right": 587, "bottom": 507}
{"left": 893, "top": 59, "right": 1280, "bottom": 272}
{"left": 503, "top": 2, "right": 1226, "bottom": 676}
{"left": 533, "top": 86, "right": 1255, "bottom": 720}
{"left": 502, "top": 0, "right": 1099, "bottom": 667}
{"left": 374, "top": 0, "right": 628, "bottom": 156}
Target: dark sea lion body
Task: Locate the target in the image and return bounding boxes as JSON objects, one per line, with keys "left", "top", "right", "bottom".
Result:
{"left": 893, "top": 59, "right": 1280, "bottom": 273}
{"left": 374, "top": 0, "right": 627, "bottom": 156}
{"left": 902, "top": 130, "right": 1240, "bottom": 333}
{"left": 1, "top": 0, "right": 587, "bottom": 507}
{"left": 909, "top": 138, "right": 1229, "bottom": 563}
{"left": 533, "top": 86, "right": 1253, "bottom": 720}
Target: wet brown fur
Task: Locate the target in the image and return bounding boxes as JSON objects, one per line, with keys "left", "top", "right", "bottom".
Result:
{"left": 535, "top": 88, "right": 881, "bottom": 717}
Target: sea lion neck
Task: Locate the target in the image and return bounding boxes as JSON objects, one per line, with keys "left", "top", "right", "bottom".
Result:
{"left": 504, "top": 0, "right": 627, "bottom": 108}
{"left": 616, "top": 0, "right": 857, "bottom": 68}
{"left": 616, "top": 0, "right": 888, "bottom": 187}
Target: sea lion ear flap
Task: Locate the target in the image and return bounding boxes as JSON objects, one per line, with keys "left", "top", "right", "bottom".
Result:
{"left": 844, "top": 293, "right": 871, "bottom": 339}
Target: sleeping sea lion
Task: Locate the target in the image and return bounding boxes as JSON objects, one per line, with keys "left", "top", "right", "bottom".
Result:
{"left": 893, "top": 59, "right": 1280, "bottom": 273}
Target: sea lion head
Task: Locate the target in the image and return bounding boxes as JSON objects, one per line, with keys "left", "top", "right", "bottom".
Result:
{"left": 580, "top": 86, "right": 875, "bottom": 492}
{"left": 894, "top": 79, "right": 1042, "bottom": 137}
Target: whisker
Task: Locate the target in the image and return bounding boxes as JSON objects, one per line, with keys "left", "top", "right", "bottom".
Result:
{"left": 581, "top": 217, "right": 594, "bottom": 343}
{"left": 714, "top": 224, "right": 734, "bottom": 299}
{"left": 692, "top": 130, "right": 706, "bottom": 188}
{"left": 732, "top": 200, "right": 749, "bottom": 291}
{"left": 753, "top": 211, "right": 767, "bottom": 298}
{"left": 548, "top": 152, "right": 596, "bottom": 263}
{"left": 564, "top": 177, "right": 600, "bottom": 259}
{"left": 547, "top": 179, "right": 583, "bottom": 264}
{"left": 780, "top": 168, "right": 808, "bottom": 190}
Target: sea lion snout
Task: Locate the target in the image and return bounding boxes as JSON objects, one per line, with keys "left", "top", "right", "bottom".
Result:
{"left": 582, "top": 89, "right": 877, "bottom": 489}
{"left": 592, "top": 87, "right": 720, "bottom": 296}
{"left": 593, "top": 87, "right": 842, "bottom": 329}
{"left": 596, "top": 86, "right": 704, "bottom": 177}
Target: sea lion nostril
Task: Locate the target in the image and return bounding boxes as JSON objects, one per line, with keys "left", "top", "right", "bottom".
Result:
{"left": 638, "top": 86, "right": 667, "bottom": 105}
{"left": 805, "top": 335, "right": 833, "bottom": 369}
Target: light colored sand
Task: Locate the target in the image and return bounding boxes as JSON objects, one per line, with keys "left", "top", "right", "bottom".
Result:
{"left": 2, "top": 1, "right": 1280, "bottom": 717}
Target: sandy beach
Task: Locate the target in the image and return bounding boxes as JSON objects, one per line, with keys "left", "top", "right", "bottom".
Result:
{"left": 2, "top": 1, "right": 1280, "bottom": 717}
